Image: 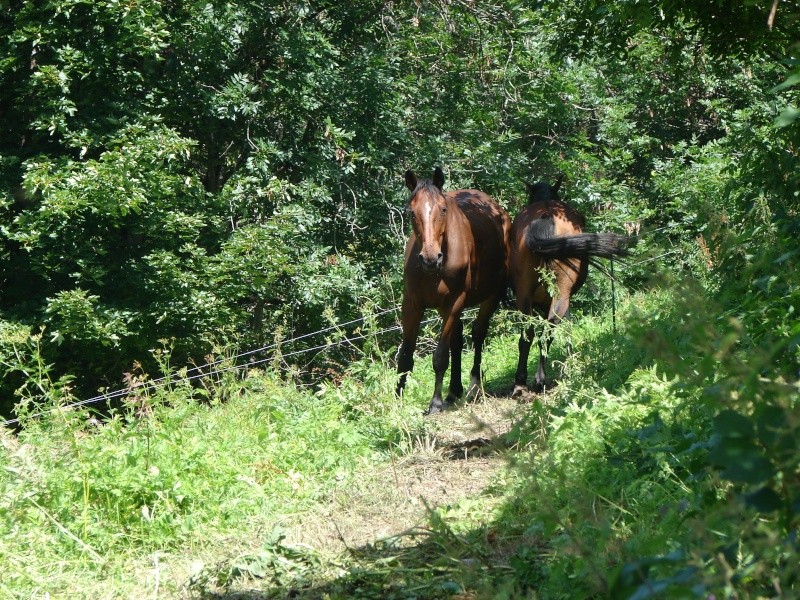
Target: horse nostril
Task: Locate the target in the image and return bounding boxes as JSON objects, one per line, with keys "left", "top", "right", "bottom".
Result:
{"left": 437, "top": 253, "right": 443, "bottom": 262}
{"left": 418, "top": 253, "right": 440, "bottom": 270}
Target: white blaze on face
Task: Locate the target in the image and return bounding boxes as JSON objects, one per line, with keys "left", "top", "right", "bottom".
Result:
{"left": 423, "top": 200, "right": 440, "bottom": 257}
{"left": 416, "top": 195, "right": 443, "bottom": 265}
{"left": 423, "top": 200, "right": 434, "bottom": 223}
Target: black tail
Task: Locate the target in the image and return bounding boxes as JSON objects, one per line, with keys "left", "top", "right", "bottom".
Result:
{"left": 525, "top": 216, "right": 631, "bottom": 259}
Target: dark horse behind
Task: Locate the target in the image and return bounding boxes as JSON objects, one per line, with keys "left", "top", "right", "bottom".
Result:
{"left": 510, "top": 175, "right": 630, "bottom": 395}
{"left": 396, "top": 167, "right": 511, "bottom": 414}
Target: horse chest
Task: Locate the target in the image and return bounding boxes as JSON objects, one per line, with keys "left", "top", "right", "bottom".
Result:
{"left": 406, "top": 264, "right": 468, "bottom": 306}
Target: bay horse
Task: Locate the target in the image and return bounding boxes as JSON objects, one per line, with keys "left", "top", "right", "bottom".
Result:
{"left": 510, "top": 175, "right": 629, "bottom": 395}
{"left": 396, "top": 167, "right": 511, "bottom": 414}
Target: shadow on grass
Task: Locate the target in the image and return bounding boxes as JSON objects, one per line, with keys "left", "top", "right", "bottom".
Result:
{"left": 191, "top": 406, "right": 536, "bottom": 600}
{"left": 195, "top": 525, "right": 508, "bottom": 600}
{"left": 192, "top": 464, "right": 524, "bottom": 600}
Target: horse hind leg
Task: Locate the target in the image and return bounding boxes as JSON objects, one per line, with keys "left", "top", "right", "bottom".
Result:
{"left": 562, "top": 308, "right": 574, "bottom": 375}
{"left": 466, "top": 296, "right": 500, "bottom": 401}
{"left": 532, "top": 331, "right": 550, "bottom": 393}
{"left": 513, "top": 322, "right": 536, "bottom": 397}
{"left": 533, "top": 296, "right": 571, "bottom": 393}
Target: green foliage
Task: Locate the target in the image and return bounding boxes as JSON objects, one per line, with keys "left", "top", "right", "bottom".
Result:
{"left": 196, "top": 528, "right": 328, "bottom": 591}
{"left": 1, "top": 0, "right": 799, "bottom": 597}
{"left": 0, "top": 351, "right": 414, "bottom": 596}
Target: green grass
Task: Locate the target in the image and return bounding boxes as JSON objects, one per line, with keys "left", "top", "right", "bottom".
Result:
{"left": 1, "top": 285, "right": 798, "bottom": 598}
{"left": 0, "top": 359, "right": 424, "bottom": 597}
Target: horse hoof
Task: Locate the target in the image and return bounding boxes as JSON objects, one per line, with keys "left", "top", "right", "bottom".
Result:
{"left": 425, "top": 400, "right": 446, "bottom": 415}
{"left": 511, "top": 384, "right": 528, "bottom": 398}
{"left": 531, "top": 383, "right": 546, "bottom": 394}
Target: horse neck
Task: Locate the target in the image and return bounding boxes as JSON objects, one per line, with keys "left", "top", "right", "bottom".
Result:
{"left": 442, "top": 193, "right": 471, "bottom": 264}
{"left": 443, "top": 193, "right": 465, "bottom": 235}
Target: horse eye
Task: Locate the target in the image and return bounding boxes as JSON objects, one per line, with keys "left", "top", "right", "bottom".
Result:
{"left": 441, "top": 207, "right": 447, "bottom": 214}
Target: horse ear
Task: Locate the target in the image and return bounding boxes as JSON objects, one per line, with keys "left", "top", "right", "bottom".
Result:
{"left": 554, "top": 173, "right": 564, "bottom": 192}
{"left": 404, "top": 170, "right": 418, "bottom": 191}
{"left": 432, "top": 167, "right": 445, "bottom": 190}
{"left": 524, "top": 181, "right": 535, "bottom": 198}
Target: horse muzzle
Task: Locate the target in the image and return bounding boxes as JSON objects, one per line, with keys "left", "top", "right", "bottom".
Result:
{"left": 418, "top": 252, "right": 443, "bottom": 273}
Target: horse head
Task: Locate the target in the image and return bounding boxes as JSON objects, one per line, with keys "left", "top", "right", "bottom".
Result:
{"left": 405, "top": 167, "right": 448, "bottom": 273}
{"left": 525, "top": 173, "right": 564, "bottom": 205}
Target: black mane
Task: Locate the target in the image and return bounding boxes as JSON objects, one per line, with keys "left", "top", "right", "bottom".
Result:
{"left": 527, "top": 181, "right": 558, "bottom": 205}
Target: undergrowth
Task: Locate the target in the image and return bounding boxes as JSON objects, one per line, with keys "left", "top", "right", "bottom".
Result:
{"left": 0, "top": 350, "right": 421, "bottom": 597}
{"left": 1, "top": 281, "right": 798, "bottom": 598}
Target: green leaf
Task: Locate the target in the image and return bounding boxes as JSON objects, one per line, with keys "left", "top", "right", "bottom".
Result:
{"left": 708, "top": 437, "right": 774, "bottom": 484}
{"left": 744, "top": 486, "right": 782, "bottom": 513}
{"left": 713, "top": 409, "right": 754, "bottom": 438}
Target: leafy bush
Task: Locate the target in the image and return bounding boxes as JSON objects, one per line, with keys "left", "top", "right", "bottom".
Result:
{"left": 1, "top": 1, "right": 799, "bottom": 595}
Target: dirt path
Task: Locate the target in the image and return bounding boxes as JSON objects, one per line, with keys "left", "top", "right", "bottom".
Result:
{"left": 190, "top": 393, "right": 535, "bottom": 599}
{"left": 286, "top": 394, "right": 527, "bottom": 553}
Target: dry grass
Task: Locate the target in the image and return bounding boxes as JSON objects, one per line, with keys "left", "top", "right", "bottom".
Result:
{"left": 175, "top": 392, "right": 532, "bottom": 599}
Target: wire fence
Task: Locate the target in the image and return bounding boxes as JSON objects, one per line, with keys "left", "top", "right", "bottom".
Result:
{"left": 0, "top": 308, "right": 476, "bottom": 427}
{"left": 1, "top": 226, "right": 681, "bottom": 428}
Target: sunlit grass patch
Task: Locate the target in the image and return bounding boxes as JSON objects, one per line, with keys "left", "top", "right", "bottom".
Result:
{"left": 0, "top": 362, "right": 415, "bottom": 597}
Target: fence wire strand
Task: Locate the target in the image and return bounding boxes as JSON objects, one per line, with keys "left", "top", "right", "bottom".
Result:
{"left": 2, "top": 222, "right": 680, "bottom": 428}
{"left": 0, "top": 308, "right": 472, "bottom": 427}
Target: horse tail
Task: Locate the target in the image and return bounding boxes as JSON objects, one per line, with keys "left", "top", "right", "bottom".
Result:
{"left": 525, "top": 215, "right": 630, "bottom": 259}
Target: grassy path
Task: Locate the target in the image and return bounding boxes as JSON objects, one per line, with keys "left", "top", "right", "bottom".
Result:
{"left": 194, "top": 393, "right": 527, "bottom": 599}
{"left": 8, "top": 289, "right": 783, "bottom": 598}
{"left": 289, "top": 395, "right": 522, "bottom": 552}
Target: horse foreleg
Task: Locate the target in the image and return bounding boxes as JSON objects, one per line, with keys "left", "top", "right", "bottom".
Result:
{"left": 466, "top": 296, "right": 500, "bottom": 400}
{"left": 446, "top": 317, "right": 464, "bottom": 404}
{"left": 427, "top": 338, "right": 450, "bottom": 414}
{"left": 426, "top": 302, "right": 464, "bottom": 415}
{"left": 396, "top": 301, "right": 423, "bottom": 397}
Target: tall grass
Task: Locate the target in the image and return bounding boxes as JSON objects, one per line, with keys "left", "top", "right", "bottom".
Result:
{"left": 0, "top": 352, "right": 423, "bottom": 597}
{"left": 1, "top": 281, "right": 797, "bottom": 598}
